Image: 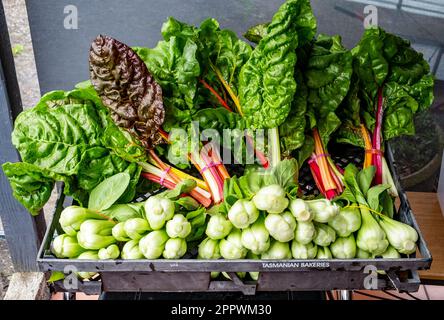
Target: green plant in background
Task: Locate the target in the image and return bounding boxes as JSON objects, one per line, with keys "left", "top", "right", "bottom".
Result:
{"left": 12, "top": 44, "right": 24, "bottom": 56}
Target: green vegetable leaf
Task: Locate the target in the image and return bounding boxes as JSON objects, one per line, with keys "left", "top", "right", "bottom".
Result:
{"left": 194, "top": 107, "right": 245, "bottom": 131}
{"left": 238, "top": 165, "right": 268, "bottom": 197}
{"left": 103, "top": 204, "right": 142, "bottom": 222}
{"left": 317, "top": 112, "right": 342, "bottom": 148}
{"left": 367, "top": 184, "right": 391, "bottom": 212}
{"left": 343, "top": 164, "right": 367, "bottom": 206}
{"left": 335, "top": 122, "right": 365, "bottom": 148}
{"left": 304, "top": 34, "right": 353, "bottom": 146}
{"left": 75, "top": 147, "right": 141, "bottom": 203}
{"left": 243, "top": 23, "right": 269, "bottom": 44}
{"left": 205, "top": 28, "right": 252, "bottom": 97}
{"left": 5, "top": 84, "right": 148, "bottom": 213}
{"left": 134, "top": 36, "right": 200, "bottom": 127}
{"left": 186, "top": 207, "right": 207, "bottom": 242}
{"left": 175, "top": 196, "right": 200, "bottom": 211}
{"left": 136, "top": 16, "right": 251, "bottom": 132}
{"left": 159, "top": 179, "right": 197, "bottom": 200}
{"left": 74, "top": 80, "right": 106, "bottom": 109}
{"left": 88, "top": 173, "right": 131, "bottom": 211}
{"left": 47, "top": 271, "right": 65, "bottom": 283}
{"left": 305, "top": 35, "right": 352, "bottom": 116}
{"left": 101, "top": 124, "right": 148, "bottom": 163}
{"left": 335, "top": 187, "right": 356, "bottom": 204}
{"left": 244, "top": 23, "right": 269, "bottom": 44}
{"left": 352, "top": 27, "right": 434, "bottom": 140}
{"left": 12, "top": 94, "right": 105, "bottom": 175}
{"left": 335, "top": 77, "right": 365, "bottom": 148}
{"left": 381, "top": 191, "right": 395, "bottom": 218}
{"left": 279, "top": 70, "right": 307, "bottom": 156}
{"left": 226, "top": 176, "right": 245, "bottom": 204}
{"left": 239, "top": 0, "right": 316, "bottom": 129}
{"left": 296, "top": 135, "right": 315, "bottom": 165}
{"left": 272, "top": 158, "right": 299, "bottom": 193}
{"left": 2, "top": 162, "right": 56, "bottom": 215}
{"left": 357, "top": 166, "right": 376, "bottom": 197}
{"left": 243, "top": 0, "right": 316, "bottom": 47}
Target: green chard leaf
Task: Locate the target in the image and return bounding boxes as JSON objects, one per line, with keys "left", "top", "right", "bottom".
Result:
{"left": 296, "top": 135, "right": 315, "bottom": 165}
{"left": 133, "top": 37, "right": 200, "bottom": 129}
{"left": 2, "top": 162, "right": 57, "bottom": 215}
{"left": 317, "top": 112, "right": 342, "bottom": 148}
{"left": 335, "top": 76, "right": 365, "bottom": 148}
{"left": 279, "top": 69, "right": 307, "bottom": 156}
{"left": 239, "top": 0, "right": 316, "bottom": 129}
{"left": 136, "top": 16, "right": 251, "bottom": 130}
{"left": 5, "top": 86, "right": 145, "bottom": 213}
{"left": 335, "top": 122, "right": 365, "bottom": 148}
{"left": 303, "top": 34, "right": 353, "bottom": 146}
{"left": 243, "top": 0, "right": 316, "bottom": 47}
{"left": 12, "top": 95, "right": 105, "bottom": 175}
{"left": 243, "top": 23, "right": 269, "bottom": 44}
{"left": 194, "top": 107, "right": 246, "bottom": 131}
{"left": 352, "top": 27, "right": 434, "bottom": 140}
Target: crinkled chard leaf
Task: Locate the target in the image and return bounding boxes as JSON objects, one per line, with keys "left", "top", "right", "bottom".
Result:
{"left": 305, "top": 34, "right": 353, "bottom": 117}
{"left": 279, "top": 70, "right": 307, "bottom": 156}
{"left": 11, "top": 92, "right": 105, "bottom": 175}
{"left": 352, "top": 27, "right": 434, "bottom": 140}
{"left": 335, "top": 122, "right": 365, "bottom": 148}
{"left": 2, "top": 162, "right": 57, "bottom": 215}
{"left": 335, "top": 77, "right": 365, "bottom": 148}
{"left": 89, "top": 35, "right": 165, "bottom": 148}
{"left": 76, "top": 147, "right": 142, "bottom": 204}
{"left": 5, "top": 86, "right": 147, "bottom": 213}
{"left": 303, "top": 34, "right": 353, "bottom": 146}
{"left": 239, "top": 0, "right": 316, "bottom": 129}
{"left": 194, "top": 107, "right": 246, "bottom": 131}
{"left": 243, "top": 0, "right": 316, "bottom": 47}
{"left": 133, "top": 36, "right": 200, "bottom": 131}
{"left": 136, "top": 17, "right": 252, "bottom": 161}
{"left": 243, "top": 23, "right": 269, "bottom": 44}
{"left": 140, "top": 17, "right": 251, "bottom": 121}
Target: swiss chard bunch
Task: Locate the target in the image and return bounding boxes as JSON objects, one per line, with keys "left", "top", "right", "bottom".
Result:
{"left": 296, "top": 34, "right": 353, "bottom": 199}
{"left": 304, "top": 34, "right": 353, "bottom": 146}
{"left": 344, "top": 27, "right": 434, "bottom": 185}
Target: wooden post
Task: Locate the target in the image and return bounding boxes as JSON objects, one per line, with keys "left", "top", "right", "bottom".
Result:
{"left": 0, "top": 1, "right": 45, "bottom": 272}
{"left": 4, "top": 272, "right": 50, "bottom": 300}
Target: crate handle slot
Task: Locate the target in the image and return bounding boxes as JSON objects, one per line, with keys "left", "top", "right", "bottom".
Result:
{"left": 386, "top": 269, "right": 421, "bottom": 292}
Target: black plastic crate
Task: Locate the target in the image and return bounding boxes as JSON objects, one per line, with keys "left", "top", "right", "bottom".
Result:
{"left": 37, "top": 144, "right": 432, "bottom": 294}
